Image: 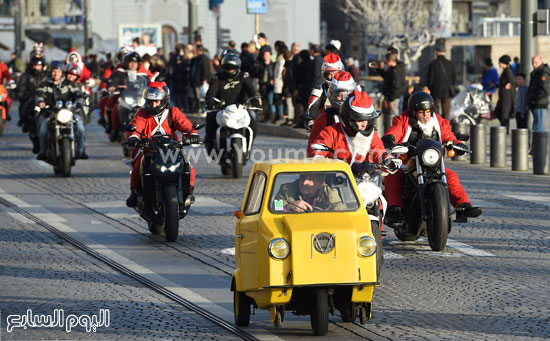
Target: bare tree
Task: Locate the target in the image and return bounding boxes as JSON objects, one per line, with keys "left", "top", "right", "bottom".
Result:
{"left": 340, "top": 0, "right": 438, "bottom": 65}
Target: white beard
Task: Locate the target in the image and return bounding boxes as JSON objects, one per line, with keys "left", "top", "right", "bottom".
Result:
{"left": 418, "top": 118, "right": 435, "bottom": 136}
{"left": 351, "top": 131, "right": 374, "bottom": 157}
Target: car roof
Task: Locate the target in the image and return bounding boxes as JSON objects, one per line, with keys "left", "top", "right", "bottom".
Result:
{"left": 252, "top": 158, "right": 351, "bottom": 176}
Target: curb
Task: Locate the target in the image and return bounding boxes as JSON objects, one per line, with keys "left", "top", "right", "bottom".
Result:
{"left": 186, "top": 114, "right": 309, "bottom": 140}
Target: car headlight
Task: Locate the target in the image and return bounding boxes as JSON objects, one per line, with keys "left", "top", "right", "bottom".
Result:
{"left": 56, "top": 109, "right": 73, "bottom": 124}
{"left": 422, "top": 148, "right": 440, "bottom": 166}
{"left": 268, "top": 238, "right": 290, "bottom": 259}
{"left": 124, "top": 97, "right": 135, "bottom": 105}
{"left": 159, "top": 163, "right": 181, "bottom": 172}
{"left": 357, "top": 236, "right": 376, "bottom": 257}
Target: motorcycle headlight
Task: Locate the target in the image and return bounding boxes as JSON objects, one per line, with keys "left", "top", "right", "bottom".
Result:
{"left": 56, "top": 109, "right": 73, "bottom": 124}
{"left": 124, "top": 97, "right": 135, "bottom": 105}
{"left": 357, "top": 236, "right": 376, "bottom": 257}
{"left": 268, "top": 238, "right": 290, "bottom": 259}
{"left": 159, "top": 162, "right": 181, "bottom": 172}
{"left": 422, "top": 148, "right": 440, "bottom": 167}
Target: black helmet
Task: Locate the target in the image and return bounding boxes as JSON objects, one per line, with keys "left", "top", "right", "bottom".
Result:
{"left": 339, "top": 90, "right": 380, "bottom": 136}
{"left": 143, "top": 82, "right": 170, "bottom": 116}
{"left": 218, "top": 48, "right": 238, "bottom": 63}
{"left": 30, "top": 56, "right": 45, "bottom": 66}
{"left": 123, "top": 51, "right": 141, "bottom": 68}
{"left": 407, "top": 91, "right": 434, "bottom": 116}
{"left": 221, "top": 53, "right": 241, "bottom": 77}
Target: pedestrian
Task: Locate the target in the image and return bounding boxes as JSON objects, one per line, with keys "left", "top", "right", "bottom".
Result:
{"left": 256, "top": 32, "right": 271, "bottom": 63}
{"left": 281, "top": 48, "right": 296, "bottom": 126}
{"left": 272, "top": 41, "right": 287, "bottom": 124}
{"left": 427, "top": 47, "right": 456, "bottom": 120}
{"left": 481, "top": 57, "right": 498, "bottom": 100}
{"left": 346, "top": 57, "right": 360, "bottom": 81}
{"left": 191, "top": 45, "right": 212, "bottom": 113}
{"left": 511, "top": 56, "right": 520, "bottom": 75}
{"left": 527, "top": 55, "right": 550, "bottom": 132}
{"left": 255, "top": 49, "right": 274, "bottom": 122}
{"left": 495, "top": 55, "right": 515, "bottom": 134}
{"left": 370, "top": 47, "right": 407, "bottom": 124}
{"left": 240, "top": 42, "right": 256, "bottom": 75}
{"left": 293, "top": 49, "right": 311, "bottom": 128}
{"left": 514, "top": 72, "right": 529, "bottom": 129}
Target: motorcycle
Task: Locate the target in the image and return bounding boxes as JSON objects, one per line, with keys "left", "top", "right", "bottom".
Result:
{"left": 124, "top": 123, "right": 202, "bottom": 242}
{"left": 310, "top": 143, "right": 406, "bottom": 277}
{"left": 0, "top": 85, "right": 9, "bottom": 137}
{"left": 450, "top": 85, "right": 493, "bottom": 125}
{"left": 118, "top": 76, "right": 148, "bottom": 156}
{"left": 209, "top": 97, "right": 261, "bottom": 179}
{"left": 41, "top": 100, "right": 85, "bottom": 177}
{"left": 387, "top": 135, "right": 470, "bottom": 251}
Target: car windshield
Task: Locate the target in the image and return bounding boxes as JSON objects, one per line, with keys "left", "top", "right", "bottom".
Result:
{"left": 269, "top": 171, "right": 360, "bottom": 214}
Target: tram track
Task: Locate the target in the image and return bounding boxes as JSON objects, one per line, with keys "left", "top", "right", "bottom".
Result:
{"left": 0, "top": 165, "right": 387, "bottom": 339}
{"left": 0, "top": 194, "right": 258, "bottom": 341}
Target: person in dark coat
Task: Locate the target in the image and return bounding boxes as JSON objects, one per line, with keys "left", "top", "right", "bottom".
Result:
{"left": 191, "top": 45, "right": 212, "bottom": 113}
{"left": 427, "top": 47, "right": 456, "bottom": 120}
{"left": 527, "top": 55, "right": 550, "bottom": 132}
{"left": 495, "top": 55, "right": 515, "bottom": 134}
{"left": 370, "top": 47, "right": 407, "bottom": 121}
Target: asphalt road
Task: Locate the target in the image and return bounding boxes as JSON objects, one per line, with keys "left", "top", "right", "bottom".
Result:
{"left": 0, "top": 108, "right": 549, "bottom": 340}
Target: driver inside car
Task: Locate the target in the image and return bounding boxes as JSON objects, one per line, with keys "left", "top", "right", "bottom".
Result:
{"left": 274, "top": 173, "right": 345, "bottom": 212}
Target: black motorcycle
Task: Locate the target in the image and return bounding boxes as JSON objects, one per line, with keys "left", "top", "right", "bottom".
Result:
{"left": 388, "top": 135, "right": 469, "bottom": 251}
{"left": 125, "top": 124, "right": 202, "bottom": 242}
{"left": 42, "top": 100, "right": 85, "bottom": 177}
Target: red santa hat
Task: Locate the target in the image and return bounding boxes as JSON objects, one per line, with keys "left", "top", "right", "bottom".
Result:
{"left": 322, "top": 53, "right": 344, "bottom": 72}
{"left": 331, "top": 71, "right": 356, "bottom": 89}
{"left": 348, "top": 90, "right": 375, "bottom": 115}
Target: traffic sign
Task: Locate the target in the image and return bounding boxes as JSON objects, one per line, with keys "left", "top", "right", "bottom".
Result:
{"left": 246, "top": 0, "right": 267, "bottom": 15}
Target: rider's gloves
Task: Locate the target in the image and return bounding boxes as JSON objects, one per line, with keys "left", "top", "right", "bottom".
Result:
{"left": 454, "top": 142, "right": 468, "bottom": 155}
{"left": 127, "top": 136, "right": 139, "bottom": 147}
{"left": 383, "top": 154, "right": 402, "bottom": 172}
{"left": 189, "top": 134, "right": 201, "bottom": 144}
{"left": 381, "top": 135, "right": 396, "bottom": 149}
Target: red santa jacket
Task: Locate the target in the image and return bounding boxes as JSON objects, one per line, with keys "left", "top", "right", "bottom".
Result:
{"left": 307, "top": 123, "right": 386, "bottom": 165}
{"left": 306, "top": 108, "right": 340, "bottom": 155}
{"left": 0, "top": 62, "right": 12, "bottom": 83}
{"left": 384, "top": 112, "right": 459, "bottom": 144}
{"left": 127, "top": 107, "right": 197, "bottom": 142}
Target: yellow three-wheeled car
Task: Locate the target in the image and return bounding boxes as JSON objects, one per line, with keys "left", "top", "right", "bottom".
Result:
{"left": 231, "top": 158, "right": 381, "bottom": 336}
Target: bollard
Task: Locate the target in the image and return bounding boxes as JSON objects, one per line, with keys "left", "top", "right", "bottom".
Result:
{"left": 511, "top": 129, "right": 529, "bottom": 171}
{"left": 470, "top": 124, "right": 486, "bottom": 165}
{"left": 532, "top": 132, "right": 550, "bottom": 175}
{"left": 374, "top": 112, "right": 384, "bottom": 137}
{"left": 451, "top": 121, "right": 468, "bottom": 161}
{"left": 490, "top": 126, "right": 507, "bottom": 168}
{"left": 383, "top": 114, "right": 394, "bottom": 133}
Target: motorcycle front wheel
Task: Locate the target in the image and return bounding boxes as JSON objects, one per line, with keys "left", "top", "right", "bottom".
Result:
{"left": 426, "top": 183, "right": 450, "bottom": 251}
{"left": 231, "top": 139, "right": 243, "bottom": 179}
{"left": 163, "top": 185, "right": 180, "bottom": 242}
{"left": 59, "top": 138, "right": 72, "bottom": 177}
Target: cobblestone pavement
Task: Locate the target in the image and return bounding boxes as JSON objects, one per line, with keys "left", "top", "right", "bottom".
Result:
{"left": 1, "top": 106, "right": 550, "bottom": 340}
{"left": 0, "top": 206, "right": 241, "bottom": 340}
